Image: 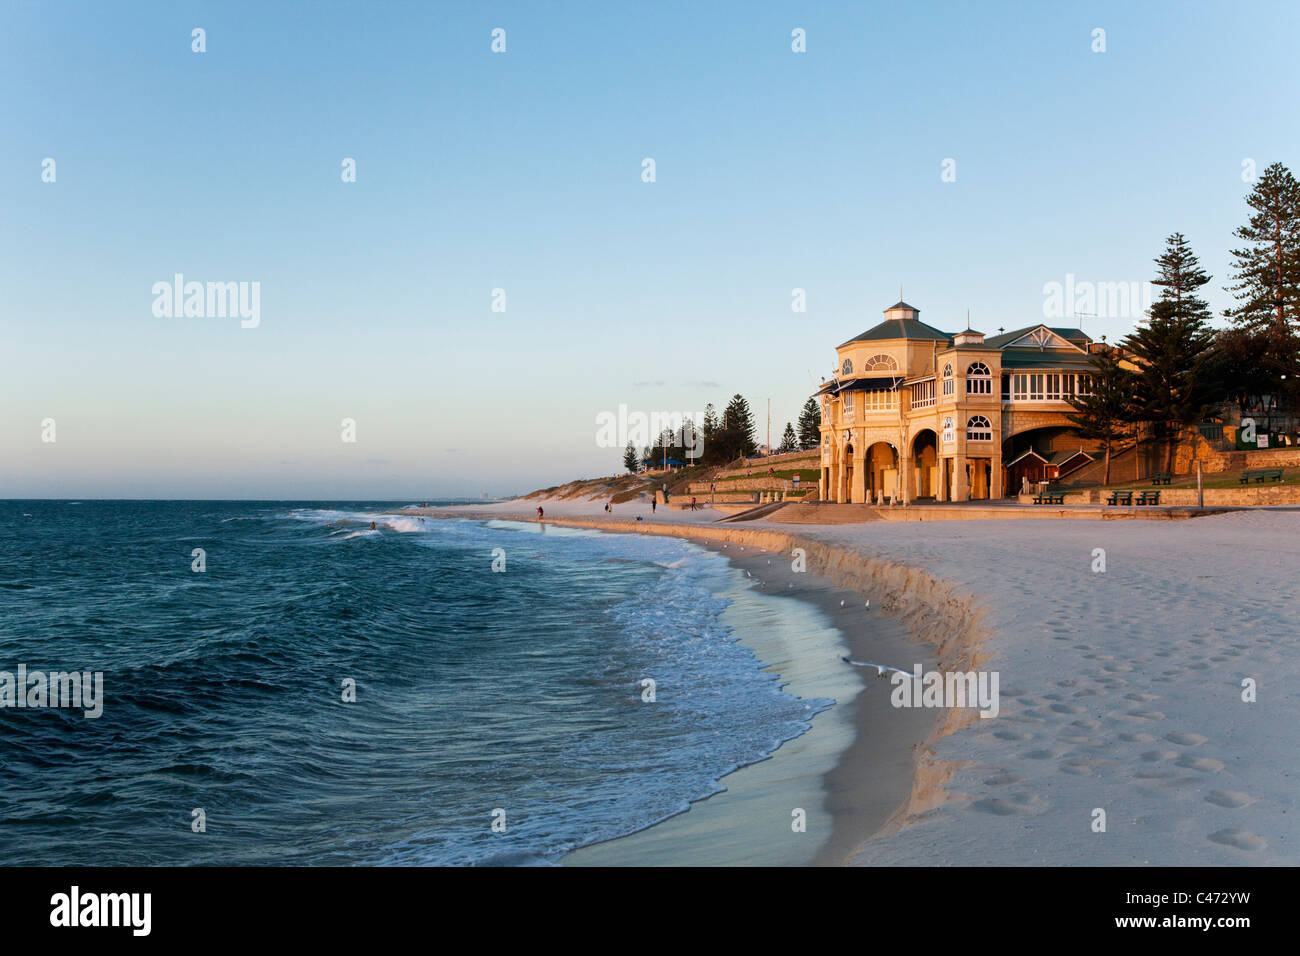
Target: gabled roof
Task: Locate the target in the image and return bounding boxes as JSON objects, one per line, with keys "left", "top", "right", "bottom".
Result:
{"left": 1050, "top": 449, "right": 1092, "bottom": 463}
{"left": 838, "top": 317, "right": 953, "bottom": 348}
{"left": 1006, "top": 448, "right": 1048, "bottom": 467}
{"left": 984, "top": 325, "right": 1089, "bottom": 350}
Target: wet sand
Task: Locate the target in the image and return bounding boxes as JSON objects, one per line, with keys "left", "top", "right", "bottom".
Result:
{"left": 396, "top": 506, "right": 941, "bottom": 866}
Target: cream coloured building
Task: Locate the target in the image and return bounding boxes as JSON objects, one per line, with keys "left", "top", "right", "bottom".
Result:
{"left": 816, "top": 301, "right": 1101, "bottom": 503}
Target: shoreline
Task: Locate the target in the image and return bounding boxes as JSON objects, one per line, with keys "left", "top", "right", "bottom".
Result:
{"left": 396, "top": 505, "right": 991, "bottom": 865}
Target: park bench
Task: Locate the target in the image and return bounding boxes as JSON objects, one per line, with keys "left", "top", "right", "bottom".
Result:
{"left": 1150, "top": 472, "right": 1172, "bottom": 485}
{"left": 1135, "top": 490, "right": 1161, "bottom": 506}
{"left": 1032, "top": 493, "right": 1065, "bottom": 504}
{"left": 1106, "top": 490, "right": 1134, "bottom": 506}
{"left": 1240, "top": 468, "right": 1283, "bottom": 484}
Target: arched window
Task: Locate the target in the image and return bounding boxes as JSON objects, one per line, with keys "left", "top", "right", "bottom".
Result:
{"left": 841, "top": 358, "right": 853, "bottom": 375}
{"left": 942, "top": 363, "right": 954, "bottom": 397}
{"left": 967, "top": 415, "right": 992, "bottom": 441}
{"left": 966, "top": 362, "right": 992, "bottom": 394}
{"left": 866, "top": 353, "right": 898, "bottom": 372}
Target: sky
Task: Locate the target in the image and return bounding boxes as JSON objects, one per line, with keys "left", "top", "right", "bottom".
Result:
{"left": 2, "top": 1, "right": 1298, "bottom": 498}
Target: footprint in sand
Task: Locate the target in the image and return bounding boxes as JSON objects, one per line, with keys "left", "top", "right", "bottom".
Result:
{"left": 993, "top": 730, "right": 1034, "bottom": 741}
{"left": 1118, "top": 732, "right": 1156, "bottom": 743}
{"left": 1135, "top": 768, "right": 1181, "bottom": 779}
{"left": 1072, "top": 718, "right": 1104, "bottom": 730}
{"left": 1049, "top": 703, "right": 1087, "bottom": 714}
{"left": 973, "top": 793, "right": 1048, "bottom": 815}
{"left": 1116, "top": 709, "right": 1166, "bottom": 722}
{"left": 983, "top": 773, "right": 1025, "bottom": 786}
{"left": 1165, "top": 732, "right": 1208, "bottom": 746}
{"left": 1141, "top": 750, "right": 1179, "bottom": 762}
{"left": 1022, "top": 747, "right": 1067, "bottom": 760}
{"left": 1125, "top": 692, "right": 1161, "bottom": 702}
{"left": 1059, "top": 759, "right": 1105, "bottom": 775}
{"left": 1175, "top": 755, "right": 1224, "bottom": 772}
{"left": 1206, "top": 790, "right": 1255, "bottom": 808}
{"left": 1208, "top": 828, "right": 1267, "bottom": 851}
{"left": 1072, "top": 688, "right": 1103, "bottom": 698}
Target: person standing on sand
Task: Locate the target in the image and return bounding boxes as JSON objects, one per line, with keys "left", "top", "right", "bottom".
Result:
{"left": 651, "top": 498, "right": 656, "bottom": 514}
{"left": 537, "top": 506, "right": 544, "bottom": 520}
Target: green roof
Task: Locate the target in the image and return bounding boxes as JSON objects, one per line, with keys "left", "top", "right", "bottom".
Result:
{"left": 999, "top": 348, "right": 1096, "bottom": 369}
{"left": 839, "top": 317, "right": 953, "bottom": 348}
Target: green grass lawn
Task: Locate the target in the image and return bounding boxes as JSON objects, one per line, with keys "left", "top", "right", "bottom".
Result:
{"left": 714, "top": 468, "right": 812, "bottom": 482}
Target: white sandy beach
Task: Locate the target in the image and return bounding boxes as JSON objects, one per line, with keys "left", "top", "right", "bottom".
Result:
{"left": 417, "top": 495, "right": 1300, "bottom": 865}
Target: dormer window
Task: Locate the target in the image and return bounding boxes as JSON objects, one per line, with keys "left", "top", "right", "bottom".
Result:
{"left": 966, "top": 362, "right": 992, "bottom": 395}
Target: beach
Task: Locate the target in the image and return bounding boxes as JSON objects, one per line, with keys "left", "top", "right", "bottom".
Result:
{"left": 412, "top": 496, "right": 1300, "bottom": 866}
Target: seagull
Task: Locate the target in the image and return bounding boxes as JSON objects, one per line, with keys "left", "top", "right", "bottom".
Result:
{"left": 840, "top": 600, "right": 845, "bottom": 607}
{"left": 841, "top": 657, "right": 912, "bottom": 679}
{"left": 865, "top": 600, "right": 871, "bottom": 609}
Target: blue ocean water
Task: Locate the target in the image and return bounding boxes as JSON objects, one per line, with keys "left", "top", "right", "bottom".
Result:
{"left": 0, "top": 501, "right": 828, "bottom": 865}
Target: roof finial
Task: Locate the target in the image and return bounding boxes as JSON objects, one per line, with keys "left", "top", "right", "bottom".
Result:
{"left": 966, "top": 308, "right": 971, "bottom": 331}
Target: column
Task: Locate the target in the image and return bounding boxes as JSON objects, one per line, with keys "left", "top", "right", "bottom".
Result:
{"left": 991, "top": 454, "right": 1003, "bottom": 498}
{"left": 851, "top": 447, "right": 867, "bottom": 504}
{"left": 954, "top": 454, "right": 970, "bottom": 502}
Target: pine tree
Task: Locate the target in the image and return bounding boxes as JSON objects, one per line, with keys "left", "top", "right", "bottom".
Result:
{"left": 797, "top": 397, "right": 821, "bottom": 449}
{"left": 721, "top": 394, "right": 757, "bottom": 460}
{"left": 1066, "top": 348, "right": 1136, "bottom": 485}
{"left": 1225, "top": 162, "right": 1300, "bottom": 336}
{"left": 1123, "top": 233, "right": 1217, "bottom": 473}
{"left": 778, "top": 422, "right": 798, "bottom": 453}
{"left": 701, "top": 404, "right": 720, "bottom": 464}
{"left": 622, "top": 441, "right": 638, "bottom": 473}
{"left": 679, "top": 417, "right": 701, "bottom": 463}
{"left": 1208, "top": 326, "right": 1291, "bottom": 429}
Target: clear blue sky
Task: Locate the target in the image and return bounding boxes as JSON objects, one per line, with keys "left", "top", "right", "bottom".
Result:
{"left": 2, "top": 1, "right": 1297, "bottom": 498}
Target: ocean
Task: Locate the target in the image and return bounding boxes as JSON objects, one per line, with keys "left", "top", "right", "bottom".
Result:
{"left": 0, "top": 500, "right": 830, "bottom": 865}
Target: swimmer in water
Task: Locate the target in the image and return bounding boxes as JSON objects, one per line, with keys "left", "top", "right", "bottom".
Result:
{"left": 370, "top": 522, "right": 376, "bottom": 530}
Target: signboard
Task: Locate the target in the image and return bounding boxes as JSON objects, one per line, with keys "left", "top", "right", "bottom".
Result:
{"left": 942, "top": 416, "right": 955, "bottom": 446}
{"left": 1257, "top": 435, "right": 1270, "bottom": 449}
{"left": 792, "top": 473, "right": 800, "bottom": 486}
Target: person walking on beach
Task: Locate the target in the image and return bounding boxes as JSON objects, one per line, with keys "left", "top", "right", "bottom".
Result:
{"left": 536, "top": 506, "right": 544, "bottom": 520}
{"left": 690, "top": 496, "right": 698, "bottom": 510}
{"left": 651, "top": 498, "right": 656, "bottom": 514}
